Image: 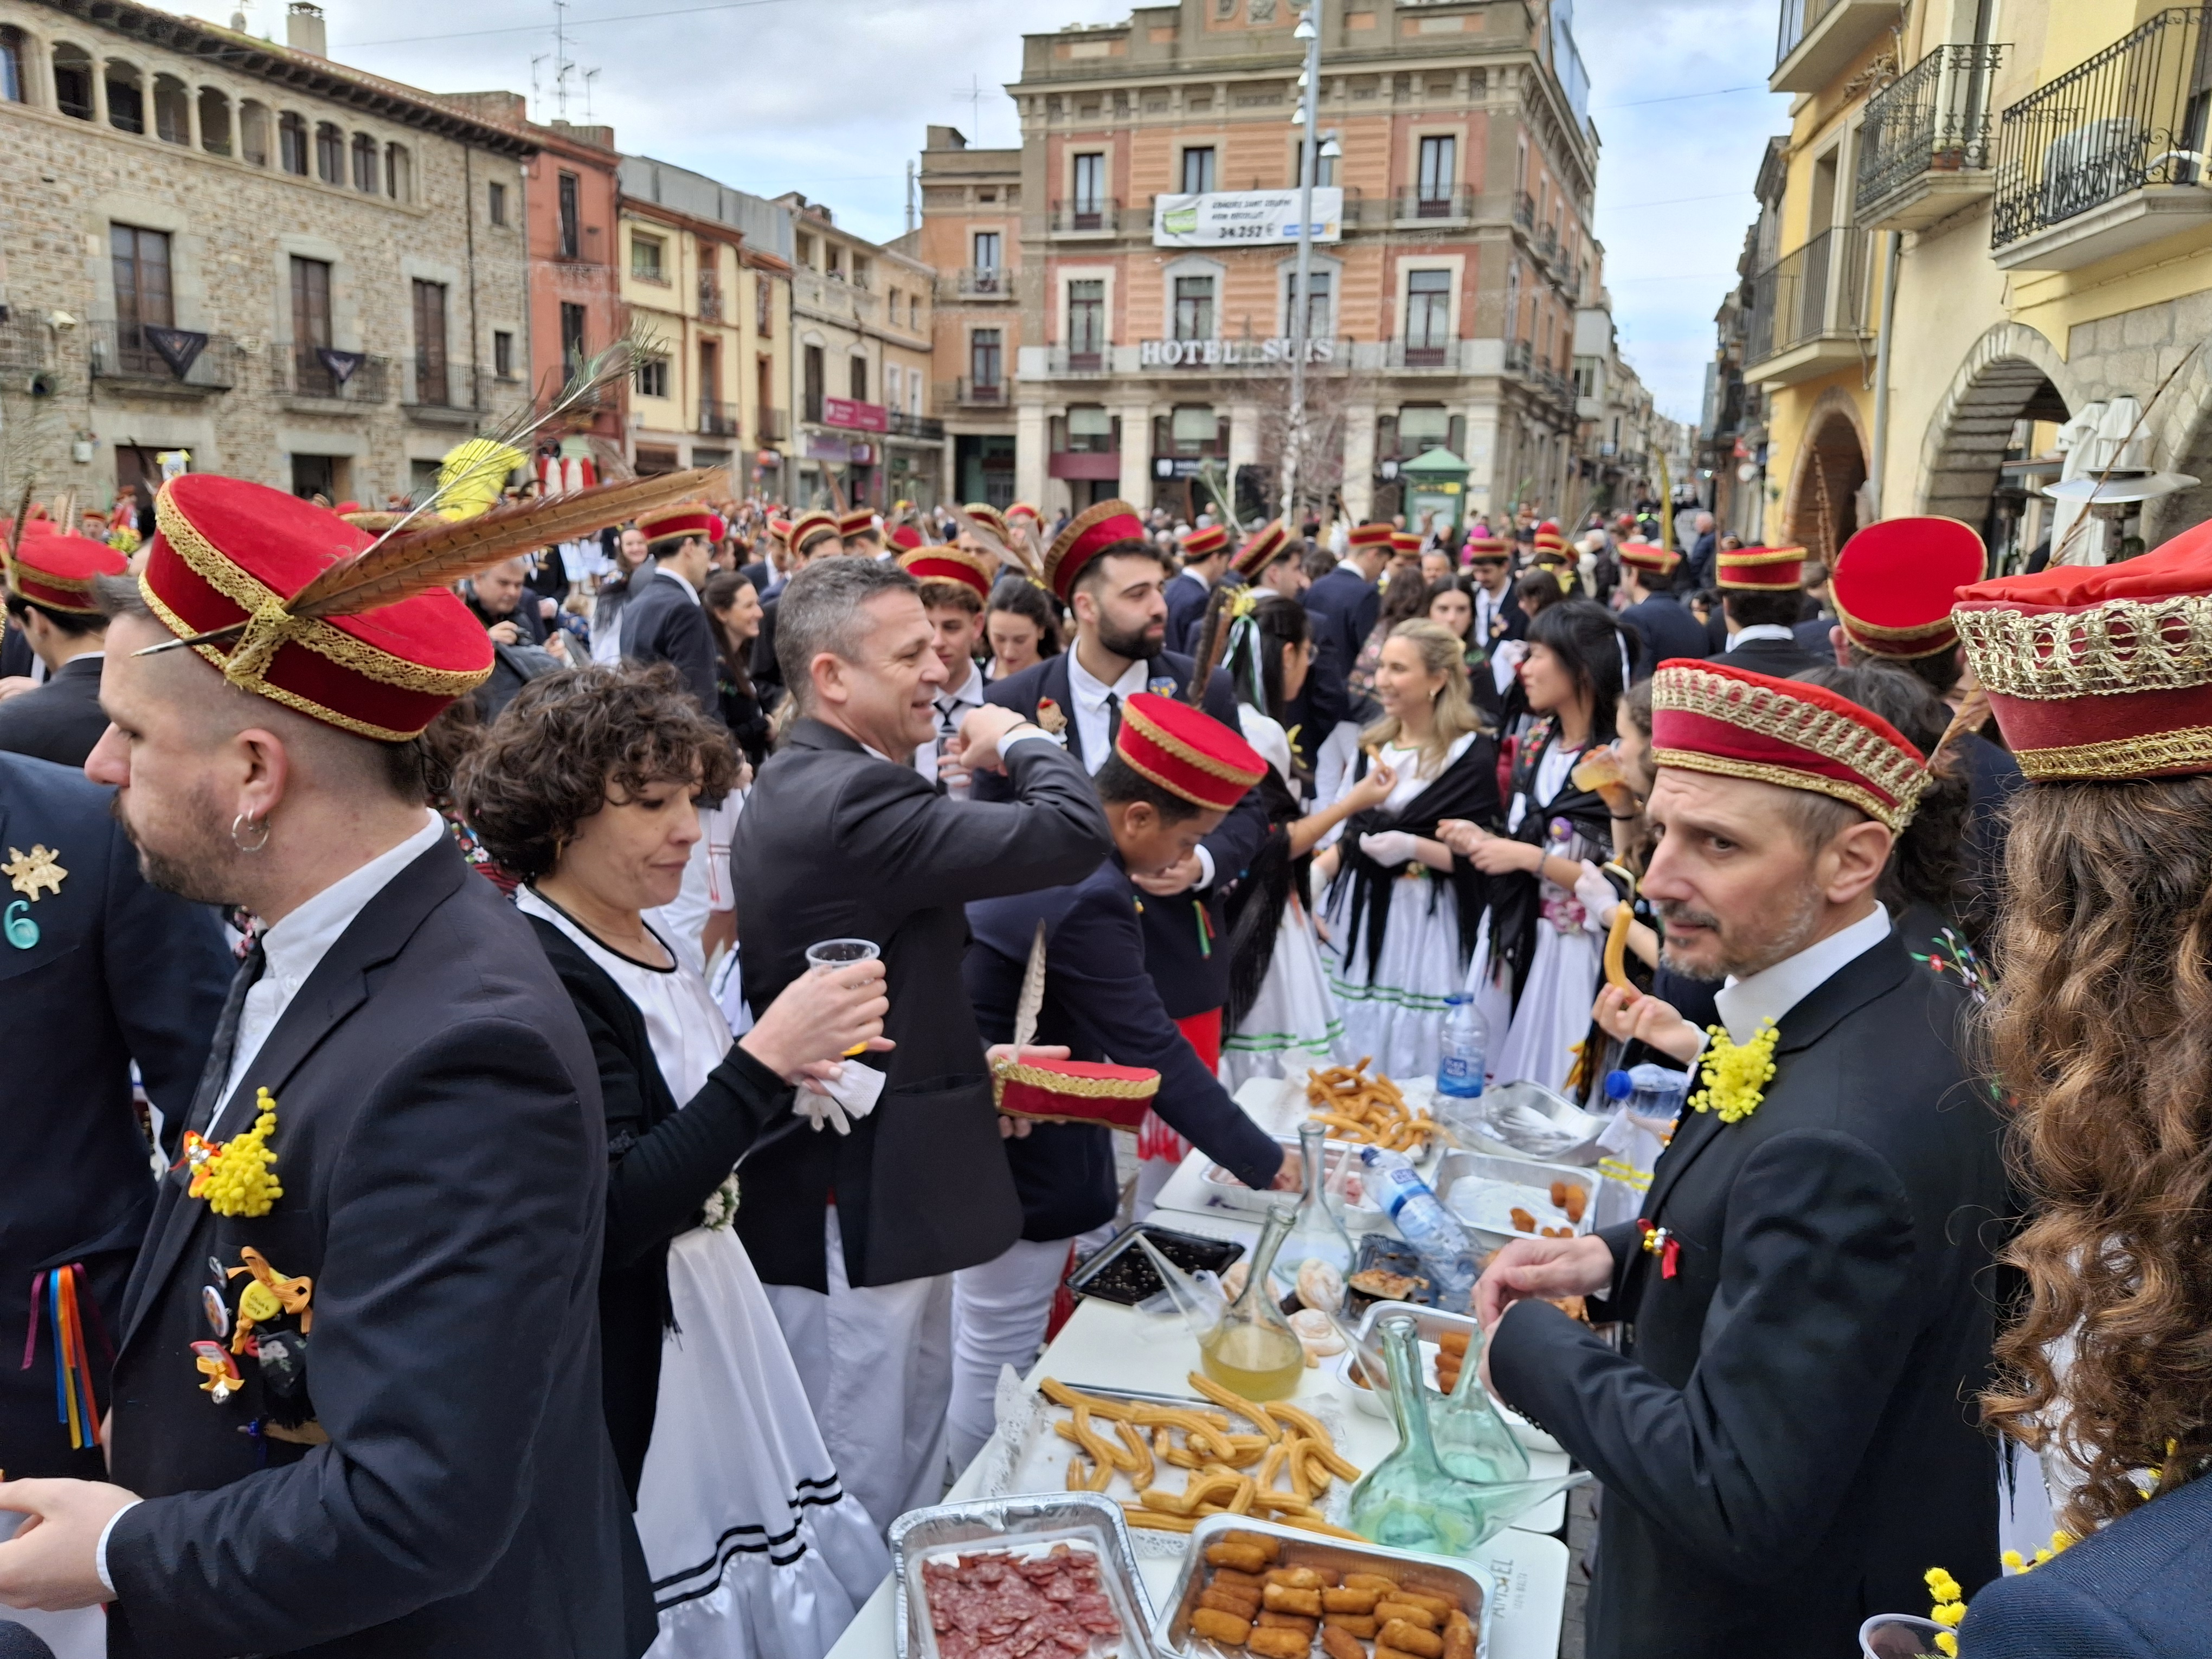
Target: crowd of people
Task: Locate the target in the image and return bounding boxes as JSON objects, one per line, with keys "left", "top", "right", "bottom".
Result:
{"left": 0, "top": 465, "right": 2204, "bottom": 1659}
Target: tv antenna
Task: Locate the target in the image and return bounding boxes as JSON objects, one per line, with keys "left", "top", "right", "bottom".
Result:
{"left": 548, "top": 0, "right": 598, "bottom": 120}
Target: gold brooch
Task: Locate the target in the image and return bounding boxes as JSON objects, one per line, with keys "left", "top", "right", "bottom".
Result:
{"left": 3, "top": 844, "right": 67, "bottom": 901}
{"left": 1035, "top": 697, "right": 1068, "bottom": 735}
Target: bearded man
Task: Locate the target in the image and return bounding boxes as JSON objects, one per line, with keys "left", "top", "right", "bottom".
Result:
{"left": 1476, "top": 658, "right": 2007, "bottom": 1659}
{"left": 0, "top": 476, "right": 642, "bottom": 1657}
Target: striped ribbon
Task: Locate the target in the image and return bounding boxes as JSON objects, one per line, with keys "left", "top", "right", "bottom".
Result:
{"left": 21, "top": 1264, "right": 106, "bottom": 1450}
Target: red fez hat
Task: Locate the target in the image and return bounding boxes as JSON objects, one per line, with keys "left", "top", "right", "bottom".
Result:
{"left": 888, "top": 523, "right": 924, "bottom": 551}
{"left": 1044, "top": 499, "right": 1148, "bottom": 603}
{"left": 993, "top": 1054, "right": 1160, "bottom": 1130}
{"left": 1006, "top": 501, "right": 1041, "bottom": 525}
{"left": 1617, "top": 542, "right": 1680, "bottom": 576}
{"left": 1463, "top": 534, "right": 1509, "bottom": 560}
{"left": 636, "top": 503, "right": 727, "bottom": 546}
{"left": 5, "top": 532, "right": 127, "bottom": 615}
{"left": 1391, "top": 531, "right": 1422, "bottom": 555}
{"left": 788, "top": 510, "right": 841, "bottom": 555}
{"left": 1954, "top": 519, "right": 2212, "bottom": 780}
{"left": 1233, "top": 519, "right": 1291, "bottom": 578}
{"left": 1182, "top": 523, "right": 1230, "bottom": 560}
{"left": 898, "top": 544, "right": 996, "bottom": 603}
{"left": 1534, "top": 520, "right": 1567, "bottom": 552}
{"left": 1718, "top": 544, "right": 1806, "bottom": 590}
{"left": 768, "top": 516, "right": 793, "bottom": 541}
{"left": 1349, "top": 522, "right": 1395, "bottom": 550}
{"left": 1650, "top": 657, "right": 1928, "bottom": 832}
{"left": 964, "top": 502, "right": 1010, "bottom": 542}
{"left": 1830, "top": 518, "right": 1985, "bottom": 660}
{"left": 1115, "top": 691, "right": 1267, "bottom": 812}
{"left": 838, "top": 509, "right": 879, "bottom": 540}
{"left": 140, "top": 475, "right": 492, "bottom": 742}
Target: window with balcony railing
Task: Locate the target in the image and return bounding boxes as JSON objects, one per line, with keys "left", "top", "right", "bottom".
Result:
{"left": 1991, "top": 8, "right": 2212, "bottom": 249}
{"left": 1744, "top": 227, "right": 1871, "bottom": 363}
{"left": 1857, "top": 42, "right": 2007, "bottom": 211}
{"left": 1776, "top": 0, "right": 1847, "bottom": 69}
{"left": 1067, "top": 280, "right": 1105, "bottom": 369}
{"left": 1404, "top": 269, "right": 1452, "bottom": 366}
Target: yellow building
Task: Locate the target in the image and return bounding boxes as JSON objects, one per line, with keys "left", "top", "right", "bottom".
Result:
{"left": 1741, "top": 1, "right": 2212, "bottom": 569}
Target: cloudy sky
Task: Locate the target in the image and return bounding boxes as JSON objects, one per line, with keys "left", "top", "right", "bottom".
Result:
{"left": 276, "top": 0, "right": 1789, "bottom": 421}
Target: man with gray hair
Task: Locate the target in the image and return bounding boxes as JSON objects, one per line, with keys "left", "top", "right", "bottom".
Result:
{"left": 729, "top": 556, "right": 1110, "bottom": 1533}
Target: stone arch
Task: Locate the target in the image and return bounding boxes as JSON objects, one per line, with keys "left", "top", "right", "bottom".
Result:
{"left": 1915, "top": 322, "right": 2081, "bottom": 524}
{"left": 1782, "top": 385, "right": 1869, "bottom": 567}
{"left": 2138, "top": 342, "right": 2212, "bottom": 546}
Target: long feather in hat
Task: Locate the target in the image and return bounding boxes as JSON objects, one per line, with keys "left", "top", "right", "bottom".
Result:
{"left": 951, "top": 505, "right": 1041, "bottom": 583}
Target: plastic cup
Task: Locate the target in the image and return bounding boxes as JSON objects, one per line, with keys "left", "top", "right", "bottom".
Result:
{"left": 805, "top": 939, "right": 880, "bottom": 1054}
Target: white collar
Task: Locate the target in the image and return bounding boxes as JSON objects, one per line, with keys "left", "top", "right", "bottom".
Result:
{"left": 1068, "top": 649, "right": 1147, "bottom": 709}
{"left": 655, "top": 565, "right": 700, "bottom": 603}
{"left": 1176, "top": 564, "right": 1213, "bottom": 589}
{"left": 1714, "top": 902, "right": 1890, "bottom": 1045}
{"left": 937, "top": 659, "right": 986, "bottom": 707}
{"left": 256, "top": 812, "right": 445, "bottom": 1005}
{"left": 1728, "top": 623, "right": 1797, "bottom": 647}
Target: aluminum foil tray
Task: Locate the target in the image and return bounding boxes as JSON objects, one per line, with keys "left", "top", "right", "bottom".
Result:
{"left": 890, "top": 1491, "right": 1157, "bottom": 1659}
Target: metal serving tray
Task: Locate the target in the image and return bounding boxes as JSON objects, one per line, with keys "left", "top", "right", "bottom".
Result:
{"left": 1152, "top": 1512, "right": 1494, "bottom": 1659}
{"left": 890, "top": 1491, "right": 1156, "bottom": 1659}
{"left": 1066, "top": 1223, "right": 1245, "bottom": 1307}
{"left": 1453, "top": 1081, "right": 1610, "bottom": 1166}
{"left": 1430, "top": 1150, "right": 1597, "bottom": 1252}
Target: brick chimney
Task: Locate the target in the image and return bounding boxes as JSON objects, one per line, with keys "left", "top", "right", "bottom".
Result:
{"left": 286, "top": 3, "right": 327, "bottom": 57}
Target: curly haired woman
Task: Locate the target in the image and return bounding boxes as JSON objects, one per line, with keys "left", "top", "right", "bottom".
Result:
{"left": 1950, "top": 541, "right": 2212, "bottom": 1657}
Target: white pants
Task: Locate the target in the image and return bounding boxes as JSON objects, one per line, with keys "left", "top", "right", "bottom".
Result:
{"left": 947, "top": 1237, "right": 1076, "bottom": 1471}
{"left": 764, "top": 1209, "right": 953, "bottom": 1538}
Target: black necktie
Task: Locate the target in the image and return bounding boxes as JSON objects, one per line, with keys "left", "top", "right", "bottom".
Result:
{"left": 182, "top": 937, "right": 266, "bottom": 1143}
{"left": 1105, "top": 691, "right": 1123, "bottom": 751}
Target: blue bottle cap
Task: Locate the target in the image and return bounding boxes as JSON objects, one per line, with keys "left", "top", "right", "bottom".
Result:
{"left": 1603, "top": 1069, "right": 1633, "bottom": 1101}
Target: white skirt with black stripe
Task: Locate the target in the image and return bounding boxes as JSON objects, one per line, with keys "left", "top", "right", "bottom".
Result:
{"left": 637, "top": 1226, "right": 890, "bottom": 1659}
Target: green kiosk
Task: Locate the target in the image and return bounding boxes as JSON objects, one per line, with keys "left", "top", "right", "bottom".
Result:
{"left": 1398, "top": 447, "right": 1470, "bottom": 538}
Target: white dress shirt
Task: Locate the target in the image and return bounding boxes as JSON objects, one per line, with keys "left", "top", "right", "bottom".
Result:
{"left": 913, "top": 658, "right": 989, "bottom": 787}
{"left": 219, "top": 811, "right": 446, "bottom": 1117}
{"left": 1713, "top": 901, "right": 1891, "bottom": 1045}
{"left": 1726, "top": 623, "right": 1799, "bottom": 651}
{"left": 1474, "top": 582, "right": 1511, "bottom": 644}
{"left": 1066, "top": 651, "right": 1150, "bottom": 777}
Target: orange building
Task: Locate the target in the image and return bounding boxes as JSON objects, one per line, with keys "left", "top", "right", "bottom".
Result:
{"left": 921, "top": 0, "right": 1596, "bottom": 523}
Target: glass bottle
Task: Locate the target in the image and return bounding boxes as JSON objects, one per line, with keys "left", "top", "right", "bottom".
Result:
{"left": 1347, "top": 1311, "right": 1486, "bottom": 1555}
{"left": 1269, "top": 1121, "right": 1355, "bottom": 1310}
{"left": 1430, "top": 1327, "right": 1531, "bottom": 1486}
{"left": 1199, "top": 1202, "right": 1307, "bottom": 1402}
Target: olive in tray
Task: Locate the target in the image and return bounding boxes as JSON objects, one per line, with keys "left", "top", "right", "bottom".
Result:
{"left": 1173, "top": 1525, "right": 1482, "bottom": 1659}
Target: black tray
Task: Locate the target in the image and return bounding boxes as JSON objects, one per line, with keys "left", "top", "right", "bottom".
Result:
{"left": 1346, "top": 1232, "right": 1439, "bottom": 1309}
{"left": 1065, "top": 1223, "right": 1245, "bottom": 1306}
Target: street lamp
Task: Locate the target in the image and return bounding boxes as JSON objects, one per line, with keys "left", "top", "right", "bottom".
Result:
{"left": 1282, "top": 0, "right": 1323, "bottom": 528}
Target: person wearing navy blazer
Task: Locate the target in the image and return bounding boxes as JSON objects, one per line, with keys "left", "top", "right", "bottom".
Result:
{"left": 619, "top": 523, "right": 723, "bottom": 719}
{"left": 0, "top": 753, "right": 230, "bottom": 1483}
{"left": 1163, "top": 523, "right": 1232, "bottom": 655}
{"left": 1301, "top": 526, "right": 1391, "bottom": 736}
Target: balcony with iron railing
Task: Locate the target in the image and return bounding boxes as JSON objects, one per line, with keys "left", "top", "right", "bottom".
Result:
{"left": 1397, "top": 187, "right": 1479, "bottom": 224}
{"left": 792, "top": 268, "right": 878, "bottom": 325}
{"left": 88, "top": 320, "right": 241, "bottom": 392}
{"left": 1742, "top": 226, "right": 1873, "bottom": 385}
{"left": 1048, "top": 199, "right": 1122, "bottom": 235}
{"left": 1773, "top": 0, "right": 1900, "bottom": 96}
{"left": 944, "top": 266, "right": 1015, "bottom": 301}
{"left": 953, "top": 377, "right": 1008, "bottom": 407}
{"left": 1512, "top": 191, "right": 1536, "bottom": 230}
{"left": 272, "top": 344, "right": 390, "bottom": 404}
{"left": 1990, "top": 8, "right": 2212, "bottom": 271}
{"left": 404, "top": 359, "right": 487, "bottom": 422}
{"left": 1503, "top": 339, "right": 1533, "bottom": 376}
{"left": 1856, "top": 42, "right": 2008, "bottom": 232}
{"left": 699, "top": 397, "right": 738, "bottom": 438}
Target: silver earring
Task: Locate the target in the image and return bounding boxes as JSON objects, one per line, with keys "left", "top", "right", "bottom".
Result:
{"left": 231, "top": 813, "right": 271, "bottom": 853}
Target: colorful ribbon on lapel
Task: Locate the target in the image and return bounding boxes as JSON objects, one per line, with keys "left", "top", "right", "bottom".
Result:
{"left": 22, "top": 1264, "right": 106, "bottom": 1450}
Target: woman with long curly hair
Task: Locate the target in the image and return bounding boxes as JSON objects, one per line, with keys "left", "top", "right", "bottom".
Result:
{"left": 1947, "top": 545, "right": 2212, "bottom": 1655}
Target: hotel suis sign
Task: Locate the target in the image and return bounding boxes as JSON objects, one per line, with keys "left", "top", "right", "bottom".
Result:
{"left": 1152, "top": 188, "right": 1343, "bottom": 247}
{"left": 1137, "top": 337, "right": 1339, "bottom": 368}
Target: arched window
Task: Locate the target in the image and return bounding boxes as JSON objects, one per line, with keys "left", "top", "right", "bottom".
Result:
{"left": 0, "top": 28, "right": 26, "bottom": 104}
{"left": 152, "top": 74, "right": 189, "bottom": 144}
{"left": 351, "top": 132, "right": 377, "bottom": 192}
{"left": 314, "top": 121, "right": 343, "bottom": 184}
{"left": 278, "top": 111, "right": 307, "bottom": 174}
{"left": 52, "top": 44, "right": 93, "bottom": 120}
{"left": 239, "top": 99, "right": 269, "bottom": 165}
{"left": 104, "top": 60, "right": 144, "bottom": 133}
{"left": 198, "top": 87, "right": 232, "bottom": 156}
{"left": 384, "top": 142, "right": 411, "bottom": 202}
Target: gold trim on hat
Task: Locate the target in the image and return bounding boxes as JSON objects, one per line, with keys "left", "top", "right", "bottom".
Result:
{"left": 1652, "top": 661, "right": 1927, "bottom": 830}
{"left": 1121, "top": 700, "right": 1266, "bottom": 790}
{"left": 1828, "top": 588, "right": 1959, "bottom": 659}
{"left": 1953, "top": 593, "right": 2212, "bottom": 701}
{"left": 1652, "top": 748, "right": 1909, "bottom": 832}
{"left": 1717, "top": 546, "right": 1808, "bottom": 566}
{"left": 2009, "top": 724, "right": 2212, "bottom": 781}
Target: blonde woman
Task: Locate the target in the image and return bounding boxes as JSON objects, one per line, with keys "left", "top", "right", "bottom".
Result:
{"left": 1311, "top": 620, "right": 1502, "bottom": 1078}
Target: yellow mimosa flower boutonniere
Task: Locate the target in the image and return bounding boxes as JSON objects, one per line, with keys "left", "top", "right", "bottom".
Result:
{"left": 1690, "top": 1019, "right": 1778, "bottom": 1126}
{"left": 189, "top": 1087, "right": 285, "bottom": 1218}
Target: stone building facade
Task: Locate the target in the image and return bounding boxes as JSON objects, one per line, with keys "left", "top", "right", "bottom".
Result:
{"left": 0, "top": 0, "right": 531, "bottom": 512}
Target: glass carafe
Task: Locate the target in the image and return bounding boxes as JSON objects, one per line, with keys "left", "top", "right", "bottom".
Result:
{"left": 1199, "top": 1203, "right": 1307, "bottom": 1401}
{"left": 1269, "top": 1122, "right": 1355, "bottom": 1311}
{"left": 1347, "top": 1311, "right": 1487, "bottom": 1555}
{"left": 1430, "top": 1326, "right": 1531, "bottom": 1486}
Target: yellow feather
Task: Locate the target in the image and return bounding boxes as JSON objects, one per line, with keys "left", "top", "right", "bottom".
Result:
{"left": 435, "top": 439, "right": 529, "bottom": 522}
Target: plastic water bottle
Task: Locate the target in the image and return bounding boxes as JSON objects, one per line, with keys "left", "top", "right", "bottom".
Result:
{"left": 1436, "top": 993, "right": 1489, "bottom": 1101}
{"left": 1356, "top": 1146, "right": 1479, "bottom": 1310}
{"left": 1604, "top": 1064, "right": 1689, "bottom": 1124}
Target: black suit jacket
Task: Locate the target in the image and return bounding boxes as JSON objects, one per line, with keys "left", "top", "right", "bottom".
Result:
{"left": 1718, "top": 632, "right": 1825, "bottom": 678}
{"left": 1617, "top": 592, "right": 1711, "bottom": 680}
{"left": 1490, "top": 929, "right": 2005, "bottom": 1659}
{"left": 1958, "top": 1470, "right": 2212, "bottom": 1657}
{"left": 729, "top": 719, "right": 1111, "bottom": 1289}
{"left": 0, "top": 654, "right": 111, "bottom": 767}
{"left": 977, "top": 650, "right": 1269, "bottom": 1019}
{"left": 105, "top": 838, "right": 630, "bottom": 1659}
{"left": 620, "top": 567, "right": 719, "bottom": 716}
{"left": 1164, "top": 569, "right": 1212, "bottom": 657}
{"left": 0, "top": 754, "right": 228, "bottom": 1480}
{"left": 1793, "top": 614, "right": 1838, "bottom": 654}
{"left": 967, "top": 854, "right": 1283, "bottom": 1240}
{"left": 749, "top": 593, "right": 783, "bottom": 694}
{"left": 1301, "top": 565, "right": 1377, "bottom": 735}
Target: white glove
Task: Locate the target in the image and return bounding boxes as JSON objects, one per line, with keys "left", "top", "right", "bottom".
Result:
{"left": 1359, "top": 830, "right": 1419, "bottom": 869}
{"left": 1574, "top": 860, "right": 1622, "bottom": 930}
{"left": 793, "top": 1062, "right": 886, "bottom": 1135}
